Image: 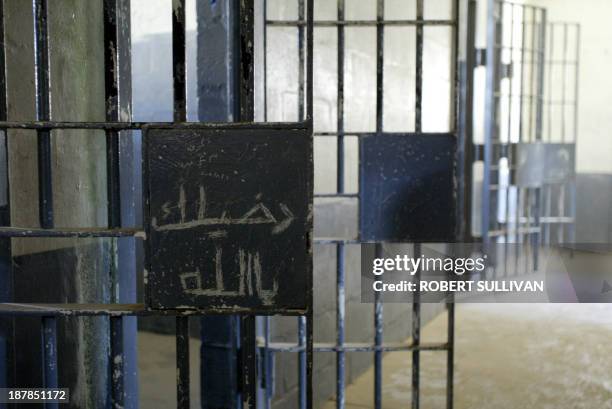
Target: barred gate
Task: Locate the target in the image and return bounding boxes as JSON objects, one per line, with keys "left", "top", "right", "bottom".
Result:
{"left": 472, "top": 0, "right": 580, "bottom": 273}
{"left": 0, "top": 0, "right": 469, "bottom": 408}
{"left": 260, "top": 0, "right": 461, "bottom": 408}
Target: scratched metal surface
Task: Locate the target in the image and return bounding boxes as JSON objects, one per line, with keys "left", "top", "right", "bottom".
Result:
{"left": 144, "top": 124, "right": 312, "bottom": 313}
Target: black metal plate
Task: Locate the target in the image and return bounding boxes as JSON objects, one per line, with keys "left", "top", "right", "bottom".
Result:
{"left": 360, "top": 133, "right": 456, "bottom": 242}
{"left": 144, "top": 124, "right": 312, "bottom": 313}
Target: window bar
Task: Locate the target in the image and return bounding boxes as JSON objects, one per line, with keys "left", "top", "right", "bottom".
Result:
{"left": 172, "top": 1, "right": 190, "bottom": 408}
{"left": 373, "top": 0, "right": 384, "bottom": 408}
{"left": 336, "top": 0, "right": 346, "bottom": 408}
{"left": 412, "top": 0, "right": 424, "bottom": 407}
{"left": 103, "top": 1, "right": 125, "bottom": 406}
{"left": 41, "top": 316, "right": 58, "bottom": 409}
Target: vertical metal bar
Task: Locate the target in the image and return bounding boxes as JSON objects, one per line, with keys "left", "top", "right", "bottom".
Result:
{"left": 104, "top": 0, "right": 121, "bottom": 228}
{"left": 306, "top": 2, "right": 314, "bottom": 407}
{"left": 297, "top": 3, "right": 307, "bottom": 403}
{"left": 110, "top": 316, "right": 124, "bottom": 409}
{"left": 546, "top": 23, "right": 553, "bottom": 141}
{"left": 263, "top": 316, "right": 272, "bottom": 409}
{"left": 447, "top": 0, "right": 459, "bottom": 405}
{"left": 373, "top": 1, "right": 384, "bottom": 408}
{"left": 336, "top": 243, "right": 345, "bottom": 409}
{"left": 237, "top": 2, "right": 258, "bottom": 408}
{"left": 336, "top": 0, "right": 345, "bottom": 408}
{"left": 104, "top": 4, "right": 125, "bottom": 406}
{"left": 461, "top": 0, "right": 477, "bottom": 241}
{"left": 172, "top": 2, "right": 189, "bottom": 408}
{"left": 176, "top": 317, "right": 190, "bottom": 409}
{"left": 306, "top": 0, "right": 313, "bottom": 124}
{"left": 241, "top": 316, "right": 257, "bottom": 409}
{"left": 263, "top": 0, "right": 268, "bottom": 122}
{"left": 373, "top": 246, "right": 383, "bottom": 409}
{"left": 415, "top": 0, "right": 423, "bottom": 133}
{"left": 298, "top": 0, "right": 305, "bottom": 121}
{"left": 0, "top": 0, "right": 11, "bottom": 395}
{"left": 41, "top": 316, "right": 58, "bottom": 409}
{"left": 535, "top": 9, "right": 546, "bottom": 142}
{"left": 413, "top": 1, "right": 424, "bottom": 405}
{"left": 33, "top": 0, "right": 53, "bottom": 228}
{"left": 239, "top": 0, "right": 255, "bottom": 122}
{"left": 298, "top": 316, "right": 306, "bottom": 409}
{"left": 173, "top": 0, "right": 187, "bottom": 122}
{"left": 572, "top": 24, "right": 580, "bottom": 144}
{"left": 482, "top": 0, "right": 498, "bottom": 247}
{"left": 337, "top": 0, "right": 344, "bottom": 194}
{"left": 561, "top": 22, "right": 568, "bottom": 142}
{"left": 411, "top": 245, "right": 421, "bottom": 409}
{"left": 446, "top": 302, "right": 454, "bottom": 409}
{"left": 518, "top": 6, "right": 527, "bottom": 144}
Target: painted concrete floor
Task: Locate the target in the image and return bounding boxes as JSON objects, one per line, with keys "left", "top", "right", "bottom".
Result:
{"left": 138, "top": 304, "right": 612, "bottom": 408}
{"left": 322, "top": 304, "right": 612, "bottom": 409}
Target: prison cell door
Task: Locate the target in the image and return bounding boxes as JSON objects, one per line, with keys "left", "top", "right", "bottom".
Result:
{"left": 472, "top": 0, "right": 580, "bottom": 273}
{"left": 260, "top": 1, "right": 461, "bottom": 408}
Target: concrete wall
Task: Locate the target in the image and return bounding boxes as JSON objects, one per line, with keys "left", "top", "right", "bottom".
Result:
{"left": 5, "top": 1, "right": 111, "bottom": 407}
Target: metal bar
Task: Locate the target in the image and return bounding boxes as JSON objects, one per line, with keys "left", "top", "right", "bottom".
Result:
{"left": 415, "top": 0, "right": 423, "bottom": 133}
{"left": 237, "top": 2, "right": 259, "bottom": 408}
{"left": 534, "top": 10, "right": 546, "bottom": 263}
{"left": 572, "top": 24, "right": 580, "bottom": 143}
{"left": 104, "top": 4, "right": 124, "bottom": 405}
{"left": 33, "top": 0, "right": 53, "bottom": 228}
{"left": 411, "top": 244, "right": 421, "bottom": 409}
{"left": 561, "top": 23, "right": 567, "bottom": 142}
{"left": 176, "top": 317, "right": 190, "bottom": 409}
{"left": 263, "top": 0, "right": 268, "bottom": 122}
{"left": 41, "top": 316, "right": 58, "bottom": 409}
{"left": 259, "top": 342, "right": 450, "bottom": 353}
{"left": 239, "top": 0, "right": 255, "bottom": 122}
{"left": 241, "top": 316, "right": 258, "bottom": 409}
{"left": 298, "top": 316, "right": 306, "bottom": 409}
{"left": 110, "top": 316, "right": 124, "bottom": 409}
{"left": 336, "top": 1, "right": 346, "bottom": 407}
{"left": 263, "top": 316, "right": 272, "bottom": 409}
{"left": 0, "top": 121, "right": 309, "bottom": 130}
{"left": 446, "top": 302, "right": 454, "bottom": 409}
{"left": 104, "top": 0, "right": 121, "bottom": 228}
{"left": 172, "top": 2, "right": 190, "bottom": 407}
{"left": 0, "top": 1, "right": 11, "bottom": 396}
{"left": 266, "top": 19, "right": 456, "bottom": 27}
{"left": 172, "top": 0, "right": 187, "bottom": 122}
{"left": 0, "top": 226, "right": 142, "bottom": 238}
{"left": 0, "top": 303, "right": 310, "bottom": 317}
{"left": 336, "top": 243, "right": 345, "bottom": 409}
{"left": 298, "top": 0, "right": 305, "bottom": 121}
{"left": 482, "top": 0, "right": 498, "bottom": 247}
{"left": 373, "top": 1, "right": 384, "bottom": 407}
